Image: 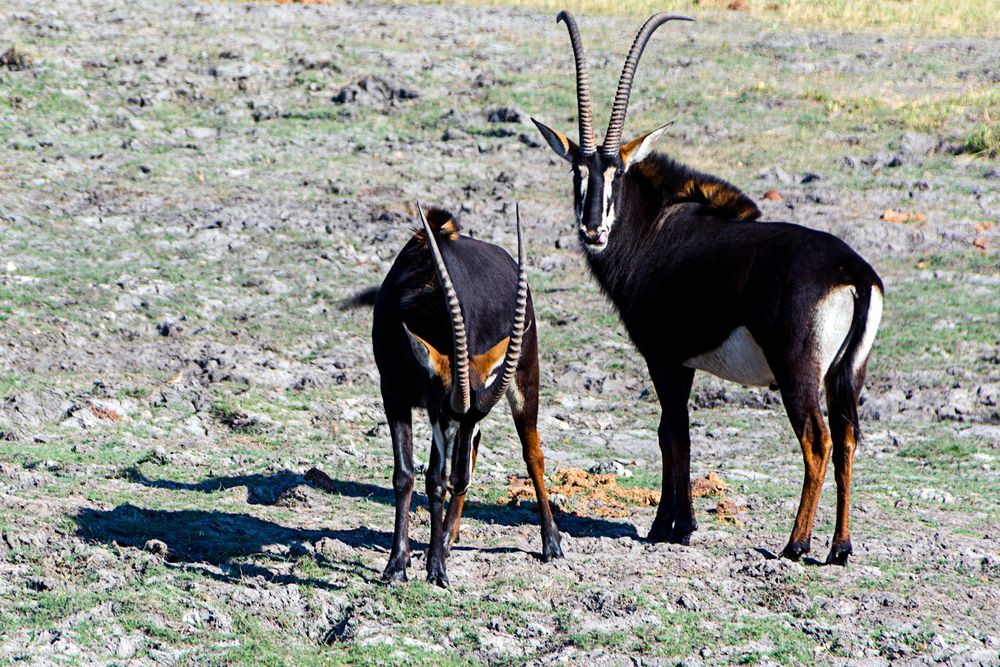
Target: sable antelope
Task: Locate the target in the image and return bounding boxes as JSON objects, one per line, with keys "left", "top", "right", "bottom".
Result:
{"left": 531, "top": 12, "right": 883, "bottom": 564}
{"left": 372, "top": 204, "right": 563, "bottom": 587}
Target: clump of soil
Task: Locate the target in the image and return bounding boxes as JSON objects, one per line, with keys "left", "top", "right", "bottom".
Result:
{"left": 710, "top": 497, "right": 744, "bottom": 526}
{"left": 332, "top": 75, "right": 419, "bottom": 106}
{"left": 506, "top": 469, "right": 744, "bottom": 523}
{"left": 87, "top": 404, "right": 121, "bottom": 422}
{"left": 504, "top": 467, "right": 659, "bottom": 518}
{"left": 692, "top": 471, "right": 727, "bottom": 497}
{"left": 692, "top": 472, "right": 746, "bottom": 525}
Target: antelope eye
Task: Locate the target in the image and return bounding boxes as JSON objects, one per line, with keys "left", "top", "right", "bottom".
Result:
{"left": 614, "top": 167, "right": 624, "bottom": 177}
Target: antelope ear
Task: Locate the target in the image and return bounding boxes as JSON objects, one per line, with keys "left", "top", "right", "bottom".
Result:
{"left": 620, "top": 122, "right": 673, "bottom": 171}
{"left": 531, "top": 118, "right": 580, "bottom": 162}
{"left": 403, "top": 324, "right": 451, "bottom": 384}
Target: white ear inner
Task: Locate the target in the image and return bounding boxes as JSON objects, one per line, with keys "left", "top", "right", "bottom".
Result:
{"left": 624, "top": 124, "right": 671, "bottom": 172}
{"left": 402, "top": 323, "right": 436, "bottom": 377}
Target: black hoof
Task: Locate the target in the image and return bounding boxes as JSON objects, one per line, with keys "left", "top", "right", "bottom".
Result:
{"left": 426, "top": 561, "right": 449, "bottom": 589}
{"left": 669, "top": 529, "right": 695, "bottom": 545}
{"left": 668, "top": 520, "right": 697, "bottom": 545}
{"left": 826, "top": 540, "right": 852, "bottom": 566}
{"left": 381, "top": 566, "right": 408, "bottom": 584}
{"left": 426, "top": 571, "right": 449, "bottom": 589}
{"left": 647, "top": 520, "right": 673, "bottom": 543}
{"left": 781, "top": 540, "right": 811, "bottom": 561}
{"left": 542, "top": 534, "right": 564, "bottom": 562}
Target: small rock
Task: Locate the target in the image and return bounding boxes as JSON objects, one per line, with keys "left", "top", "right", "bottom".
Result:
{"left": 332, "top": 75, "right": 418, "bottom": 106}
{"left": 486, "top": 107, "right": 525, "bottom": 123}
{"left": 112, "top": 633, "right": 143, "bottom": 659}
{"left": 185, "top": 126, "right": 217, "bottom": 140}
{"left": 758, "top": 166, "right": 795, "bottom": 185}
{"left": 914, "top": 488, "right": 955, "bottom": 504}
{"left": 898, "top": 131, "right": 937, "bottom": 157}
{"left": 677, "top": 593, "right": 701, "bottom": 611}
{"left": 157, "top": 319, "right": 184, "bottom": 336}
{"left": 525, "top": 622, "right": 551, "bottom": 637}
{"left": 1, "top": 46, "right": 30, "bottom": 71}
{"left": 143, "top": 539, "right": 173, "bottom": 560}
{"left": 840, "top": 156, "right": 861, "bottom": 171}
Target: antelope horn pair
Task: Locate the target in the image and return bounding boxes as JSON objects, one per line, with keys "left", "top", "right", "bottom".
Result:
{"left": 557, "top": 11, "right": 693, "bottom": 158}
{"left": 417, "top": 202, "right": 529, "bottom": 415}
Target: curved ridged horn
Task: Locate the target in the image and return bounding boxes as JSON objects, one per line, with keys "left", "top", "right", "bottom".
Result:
{"left": 477, "top": 203, "right": 529, "bottom": 413}
{"left": 557, "top": 10, "right": 597, "bottom": 156}
{"left": 602, "top": 13, "right": 693, "bottom": 157}
{"left": 417, "top": 202, "right": 471, "bottom": 415}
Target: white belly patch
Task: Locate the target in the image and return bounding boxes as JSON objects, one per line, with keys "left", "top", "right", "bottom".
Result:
{"left": 683, "top": 326, "right": 775, "bottom": 386}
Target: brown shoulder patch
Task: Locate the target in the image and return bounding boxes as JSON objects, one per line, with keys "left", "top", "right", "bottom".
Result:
{"left": 438, "top": 219, "right": 460, "bottom": 241}
{"left": 637, "top": 160, "right": 761, "bottom": 222}
{"left": 695, "top": 181, "right": 761, "bottom": 221}
{"left": 413, "top": 206, "right": 461, "bottom": 244}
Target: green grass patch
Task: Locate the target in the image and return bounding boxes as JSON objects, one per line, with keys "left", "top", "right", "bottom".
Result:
{"left": 391, "top": 0, "right": 1000, "bottom": 37}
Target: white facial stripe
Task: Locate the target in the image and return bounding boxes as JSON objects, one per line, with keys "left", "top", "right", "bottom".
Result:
{"left": 602, "top": 168, "right": 617, "bottom": 231}
{"left": 576, "top": 166, "right": 589, "bottom": 223}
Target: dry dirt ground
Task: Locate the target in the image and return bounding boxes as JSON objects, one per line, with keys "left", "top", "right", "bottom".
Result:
{"left": 1, "top": 0, "right": 999, "bottom": 665}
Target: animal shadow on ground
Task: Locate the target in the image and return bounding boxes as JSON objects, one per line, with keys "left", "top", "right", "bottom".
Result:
{"left": 74, "top": 503, "right": 385, "bottom": 590}
{"left": 754, "top": 546, "right": 825, "bottom": 567}
{"left": 125, "top": 468, "right": 640, "bottom": 546}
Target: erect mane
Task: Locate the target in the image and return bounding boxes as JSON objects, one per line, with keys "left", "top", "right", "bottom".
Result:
{"left": 412, "top": 206, "right": 461, "bottom": 244}
{"left": 635, "top": 153, "right": 761, "bottom": 222}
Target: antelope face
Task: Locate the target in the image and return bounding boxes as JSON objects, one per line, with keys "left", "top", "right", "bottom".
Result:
{"left": 405, "top": 325, "right": 507, "bottom": 494}
{"left": 531, "top": 119, "right": 672, "bottom": 253}
{"left": 532, "top": 10, "right": 689, "bottom": 253}
{"left": 573, "top": 151, "right": 620, "bottom": 251}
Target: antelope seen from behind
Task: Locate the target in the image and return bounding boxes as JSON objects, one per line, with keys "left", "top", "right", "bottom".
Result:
{"left": 372, "top": 204, "right": 562, "bottom": 587}
{"left": 531, "top": 12, "right": 883, "bottom": 564}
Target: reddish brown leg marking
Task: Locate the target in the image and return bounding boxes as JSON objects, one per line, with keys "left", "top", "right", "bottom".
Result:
{"left": 826, "top": 379, "right": 862, "bottom": 565}
{"left": 444, "top": 439, "right": 478, "bottom": 547}
{"left": 513, "top": 418, "right": 563, "bottom": 561}
{"left": 831, "top": 425, "right": 855, "bottom": 543}
{"left": 783, "top": 406, "right": 832, "bottom": 560}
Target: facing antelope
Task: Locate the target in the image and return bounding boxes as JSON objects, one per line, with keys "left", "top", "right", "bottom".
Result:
{"left": 372, "top": 203, "right": 563, "bottom": 587}
{"left": 531, "top": 12, "right": 883, "bottom": 565}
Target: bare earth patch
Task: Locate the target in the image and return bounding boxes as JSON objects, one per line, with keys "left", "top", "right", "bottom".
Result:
{"left": 1, "top": 0, "right": 998, "bottom": 664}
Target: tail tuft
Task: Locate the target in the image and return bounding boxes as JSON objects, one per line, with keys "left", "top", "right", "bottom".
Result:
{"left": 340, "top": 285, "right": 379, "bottom": 310}
{"left": 825, "top": 283, "right": 874, "bottom": 448}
